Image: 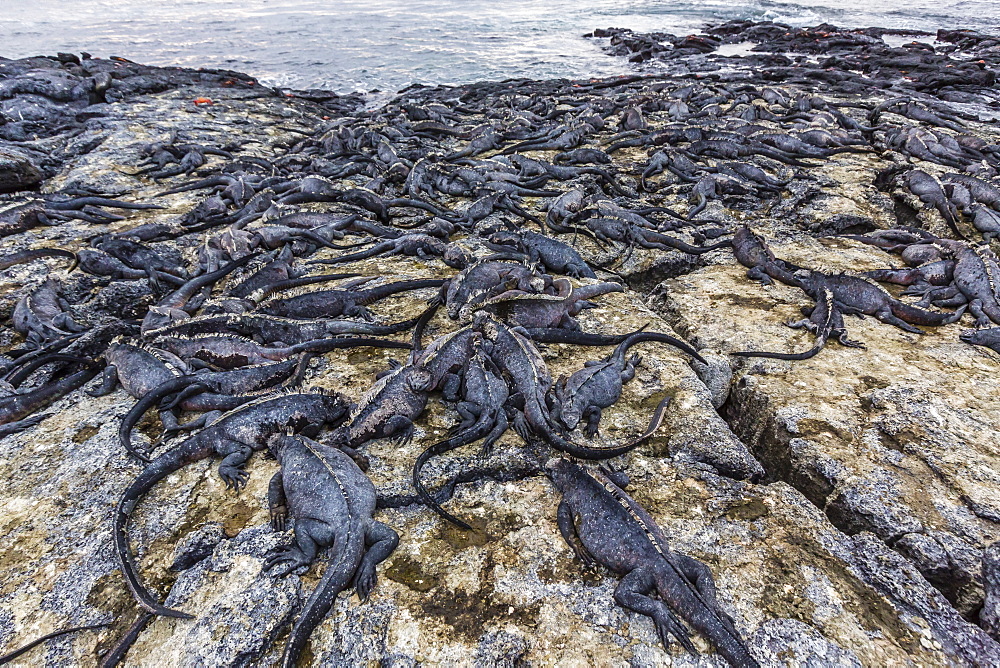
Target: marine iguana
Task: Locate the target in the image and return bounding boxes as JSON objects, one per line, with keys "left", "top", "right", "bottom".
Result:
{"left": 147, "top": 311, "right": 422, "bottom": 346}
{"left": 731, "top": 226, "right": 802, "bottom": 286}
{"left": 793, "top": 269, "right": 966, "bottom": 334}
{"left": 12, "top": 279, "right": 87, "bottom": 347}
{"left": 486, "top": 228, "right": 597, "bottom": 279}
{"left": 307, "top": 234, "right": 446, "bottom": 266}
{"left": 113, "top": 391, "right": 350, "bottom": 618}
{"left": 116, "top": 357, "right": 308, "bottom": 461}
{"left": 551, "top": 331, "right": 705, "bottom": 436}
{"left": 412, "top": 334, "right": 511, "bottom": 528}
{"left": 547, "top": 458, "right": 759, "bottom": 668}
{"left": 898, "top": 169, "right": 965, "bottom": 239}
{"left": 733, "top": 285, "right": 865, "bottom": 360}
{"left": 255, "top": 278, "right": 445, "bottom": 320}
{"left": 149, "top": 333, "right": 410, "bottom": 370}
{"left": 265, "top": 433, "right": 399, "bottom": 668}
{"left": 863, "top": 261, "right": 955, "bottom": 290}
{"left": 959, "top": 327, "right": 1000, "bottom": 353}
{"left": 473, "top": 277, "right": 624, "bottom": 329}
{"left": 90, "top": 236, "right": 189, "bottom": 285}
{"left": 440, "top": 258, "right": 553, "bottom": 321}
{"left": 473, "top": 313, "right": 646, "bottom": 460}
{"left": 328, "top": 361, "right": 433, "bottom": 454}
{"left": 914, "top": 243, "right": 1000, "bottom": 327}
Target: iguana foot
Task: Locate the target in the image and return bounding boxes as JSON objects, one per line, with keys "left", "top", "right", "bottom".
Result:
{"left": 219, "top": 464, "right": 249, "bottom": 490}
{"left": 353, "top": 562, "right": 378, "bottom": 601}
{"left": 264, "top": 545, "right": 310, "bottom": 576}
{"left": 653, "top": 610, "right": 698, "bottom": 655}
{"left": 270, "top": 504, "right": 289, "bottom": 532}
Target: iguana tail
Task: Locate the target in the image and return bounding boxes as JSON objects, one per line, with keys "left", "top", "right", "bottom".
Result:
{"left": 413, "top": 417, "right": 496, "bottom": 530}
{"left": 357, "top": 278, "right": 448, "bottom": 305}
{"left": 306, "top": 241, "right": 387, "bottom": 266}
{"left": 525, "top": 397, "right": 645, "bottom": 460}
{"left": 0, "top": 623, "right": 108, "bottom": 664}
{"left": 246, "top": 272, "right": 362, "bottom": 304}
{"left": 281, "top": 526, "right": 365, "bottom": 668}
{"left": 614, "top": 331, "right": 707, "bottom": 364}
{"left": 525, "top": 325, "right": 647, "bottom": 347}
{"left": 891, "top": 301, "right": 966, "bottom": 326}
{"left": 118, "top": 376, "right": 209, "bottom": 462}
{"left": 5, "top": 354, "right": 93, "bottom": 387}
{"left": 734, "top": 291, "right": 839, "bottom": 361}
{"left": 115, "top": 437, "right": 214, "bottom": 619}
{"left": 0, "top": 248, "right": 78, "bottom": 272}
{"left": 287, "top": 337, "right": 412, "bottom": 356}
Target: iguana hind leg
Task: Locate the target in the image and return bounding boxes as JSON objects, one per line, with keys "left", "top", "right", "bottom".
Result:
{"left": 265, "top": 518, "right": 328, "bottom": 576}
{"left": 675, "top": 552, "right": 740, "bottom": 637}
{"left": 557, "top": 500, "right": 596, "bottom": 568}
{"left": 478, "top": 411, "right": 509, "bottom": 458}
{"left": 354, "top": 521, "right": 399, "bottom": 601}
{"left": 614, "top": 566, "right": 698, "bottom": 655}
{"left": 875, "top": 308, "right": 925, "bottom": 334}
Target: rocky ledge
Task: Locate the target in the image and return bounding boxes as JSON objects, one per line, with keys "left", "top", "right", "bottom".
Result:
{"left": 1, "top": 20, "right": 1000, "bottom": 667}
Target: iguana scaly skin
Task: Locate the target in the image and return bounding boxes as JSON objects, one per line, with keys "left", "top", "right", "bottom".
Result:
{"left": 548, "top": 458, "right": 759, "bottom": 668}
{"left": 266, "top": 434, "right": 398, "bottom": 668}
{"left": 552, "top": 330, "right": 705, "bottom": 435}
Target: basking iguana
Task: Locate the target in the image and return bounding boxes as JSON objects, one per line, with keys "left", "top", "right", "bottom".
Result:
{"left": 113, "top": 391, "right": 350, "bottom": 618}
{"left": 266, "top": 433, "right": 398, "bottom": 668}
{"left": 548, "top": 458, "right": 759, "bottom": 668}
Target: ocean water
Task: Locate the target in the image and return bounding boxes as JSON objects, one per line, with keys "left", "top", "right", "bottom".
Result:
{"left": 2, "top": 0, "right": 998, "bottom": 93}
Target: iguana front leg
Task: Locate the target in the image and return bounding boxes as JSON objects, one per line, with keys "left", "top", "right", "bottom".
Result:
{"left": 86, "top": 365, "right": 119, "bottom": 396}
{"left": 583, "top": 406, "right": 603, "bottom": 437}
{"left": 353, "top": 521, "right": 399, "bottom": 601}
{"left": 268, "top": 472, "right": 288, "bottom": 531}
{"left": 614, "top": 566, "right": 698, "bottom": 655}
{"left": 621, "top": 353, "right": 640, "bottom": 384}
{"left": 385, "top": 416, "right": 417, "bottom": 446}
{"left": 217, "top": 441, "right": 254, "bottom": 490}
{"left": 557, "top": 501, "right": 596, "bottom": 568}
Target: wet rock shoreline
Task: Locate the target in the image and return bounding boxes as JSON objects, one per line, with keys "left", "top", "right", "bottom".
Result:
{"left": 2, "top": 19, "right": 1000, "bottom": 667}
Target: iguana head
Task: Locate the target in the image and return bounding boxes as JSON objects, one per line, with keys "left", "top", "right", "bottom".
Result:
{"left": 406, "top": 367, "right": 435, "bottom": 394}
{"left": 545, "top": 457, "right": 585, "bottom": 492}
{"left": 557, "top": 400, "right": 584, "bottom": 432}
{"left": 266, "top": 431, "right": 296, "bottom": 460}
{"left": 442, "top": 243, "right": 471, "bottom": 269}
{"left": 319, "top": 392, "right": 351, "bottom": 425}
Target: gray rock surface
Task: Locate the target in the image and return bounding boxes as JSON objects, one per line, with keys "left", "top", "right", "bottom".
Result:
{"left": 2, "top": 32, "right": 1000, "bottom": 667}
